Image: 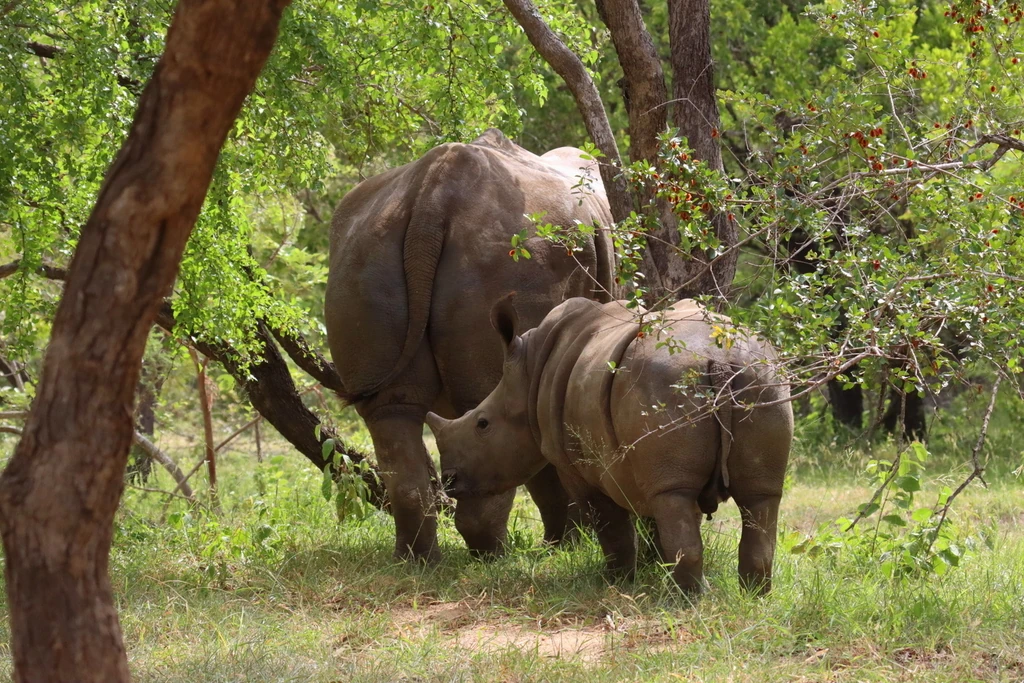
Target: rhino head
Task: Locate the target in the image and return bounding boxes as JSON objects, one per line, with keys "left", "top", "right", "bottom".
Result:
{"left": 425, "top": 297, "right": 547, "bottom": 498}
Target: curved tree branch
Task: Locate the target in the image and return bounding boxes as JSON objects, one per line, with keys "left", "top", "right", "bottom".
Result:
{"left": 1, "top": 258, "right": 388, "bottom": 510}
{"left": 501, "top": 0, "right": 632, "bottom": 223}
{"left": 25, "top": 41, "right": 60, "bottom": 58}
{"left": 269, "top": 324, "right": 345, "bottom": 393}
{"left": 131, "top": 431, "right": 196, "bottom": 504}
{"left": 595, "top": 0, "right": 668, "bottom": 165}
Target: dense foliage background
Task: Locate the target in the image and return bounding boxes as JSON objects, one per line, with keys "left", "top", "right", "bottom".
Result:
{"left": 1, "top": 0, "right": 1022, "bottom": 585}
{"left": 2, "top": 0, "right": 1024, "bottom": 679}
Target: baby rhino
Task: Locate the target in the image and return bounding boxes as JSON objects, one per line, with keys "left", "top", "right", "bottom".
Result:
{"left": 426, "top": 297, "right": 792, "bottom": 593}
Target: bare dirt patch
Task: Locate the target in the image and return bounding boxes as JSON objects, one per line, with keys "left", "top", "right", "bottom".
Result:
{"left": 388, "top": 600, "right": 697, "bottom": 662}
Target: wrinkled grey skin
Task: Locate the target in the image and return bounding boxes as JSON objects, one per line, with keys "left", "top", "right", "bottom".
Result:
{"left": 325, "top": 130, "right": 613, "bottom": 562}
{"left": 427, "top": 297, "right": 793, "bottom": 593}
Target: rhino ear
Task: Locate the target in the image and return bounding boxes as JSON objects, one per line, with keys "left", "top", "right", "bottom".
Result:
{"left": 490, "top": 293, "right": 521, "bottom": 356}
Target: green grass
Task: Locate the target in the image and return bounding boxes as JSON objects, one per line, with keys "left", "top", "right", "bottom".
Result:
{"left": 1, "top": 399, "right": 1023, "bottom": 681}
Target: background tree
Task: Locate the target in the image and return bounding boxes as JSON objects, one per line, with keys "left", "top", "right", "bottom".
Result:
{"left": 1, "top": 0, "right": 1022, "bottom": 584}
{"left": 501, "top": 0, "right": 1022, "bottom": 526}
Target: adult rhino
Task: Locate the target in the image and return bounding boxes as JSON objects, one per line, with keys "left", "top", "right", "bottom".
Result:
{"left": 325, "top": 129, "right": 613, "bottom": 562}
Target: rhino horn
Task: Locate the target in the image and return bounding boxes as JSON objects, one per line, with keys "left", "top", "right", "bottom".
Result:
{"left": 424, "top": 412, "right": 451, "bottom": 436}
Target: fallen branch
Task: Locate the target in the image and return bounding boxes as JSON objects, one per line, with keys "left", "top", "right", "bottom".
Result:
{"left": 131, "top": 432, "right": 196, "bottom": 504}
{"left": 127, "top": 484, "right": 206, "bottom": 509}
{"left": 7, "top": 257, "right": 394, "bottom": 513}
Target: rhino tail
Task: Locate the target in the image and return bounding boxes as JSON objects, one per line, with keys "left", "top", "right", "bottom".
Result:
{"left": 353, "top": 150, "right": 458, "bottom": 400}
{"left": 698, "top": 360, "right": 733, "bottom": 518}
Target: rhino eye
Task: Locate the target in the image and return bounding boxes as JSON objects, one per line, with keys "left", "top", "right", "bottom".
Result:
{"left": 476, "top": 417, "right": 489, "bottom": 430}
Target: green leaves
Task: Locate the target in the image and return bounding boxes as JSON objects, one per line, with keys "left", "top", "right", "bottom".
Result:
{"left": 791, "top": 439, "right": 988, "bottom": 581}
{"left": 509, "top": 228, "right": 532, "bottom": 262}
{"left": 317, "top": 435, "right": 377, "bottom": 523}
{"left": 1, "top": 0, "right": 546, "bottom": 368}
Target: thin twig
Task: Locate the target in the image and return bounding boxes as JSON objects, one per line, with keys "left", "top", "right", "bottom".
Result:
{"left": 128, "top": 484, "right": 208, "bottom": 510}
{"left": 929, "top": 374, "right": 1001, "bottom": 542}
{"left": 214, "top": 414, "right": 263, "bottom": 453}
{"left": 188, "top": 347, "right": 219, "bottom": 509}
{"left": 845, "top": 450, "right": 904, "bottom": 532}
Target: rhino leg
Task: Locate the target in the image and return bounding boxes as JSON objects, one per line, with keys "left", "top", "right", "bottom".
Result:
{"left": 524, "top": 464, "right": 579, "bottom": 546}
{"left": 651, "top": 490, "right": 705, "bottom": 593}
{"left": 365, "top": 410, "right": 442, "bottom": 563}
{"left": 585, "top": 490, "right": 636, "bottom": 581}
{"left": 454, "top": 490, "right": 515, "bottom": 558}
{"left": 735, "top": 494, "right": 781, "bottom": 595}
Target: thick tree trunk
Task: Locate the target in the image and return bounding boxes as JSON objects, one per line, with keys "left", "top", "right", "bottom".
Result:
{"left": 510, "top": 0, "right": 738, "bottom": 302}
{"left": 666, "top": 0, "right": 737, "bottom": 299}
{"left": 596, "top": 0, "right": 685, "bottom": 305}
{"left": 0, "top": 1, "right": 289, "bottom": 680}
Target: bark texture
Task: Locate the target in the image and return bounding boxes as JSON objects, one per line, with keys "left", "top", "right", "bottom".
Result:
{"left": 596, "top": 0, "right": 684, "bottom": 304}
{"left": 0, "top": 1, "right": 290, "bottom": 680}
{"left": 595, "top": 0, "right": 668, "bottom": 165}
{"left": 501, "top": 0, "right": 633, "bottom": 223}
{"left": 667, "top": 0, "right": 737, "bottom": 298}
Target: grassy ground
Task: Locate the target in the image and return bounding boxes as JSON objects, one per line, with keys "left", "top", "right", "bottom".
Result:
{"left": 1, "top": 398, "right": 1023, "bottom": 682}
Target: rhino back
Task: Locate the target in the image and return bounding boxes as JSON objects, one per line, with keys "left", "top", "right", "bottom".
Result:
{"left": 325, "top": 143, "right": 457, "bottom": 398}
{"left": 518, "top": 300, "right": 639, "bottom": 502}
{"left": 608, "top": 304, "right": 790, "bottom": 508}
{"left": 326, "top": 134, "right": 612, "bottom": 405}
{"left": 429, "top": 149, "right": 609, "bottom": 408}
{"left": 560, "top": 305, "right": 644, "bottom": 498}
